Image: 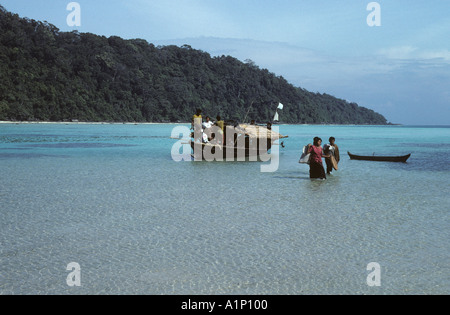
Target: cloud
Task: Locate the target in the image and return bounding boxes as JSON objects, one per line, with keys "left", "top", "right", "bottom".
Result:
{"left": 377, "top": 46, "right": 419, "bottom": 60}
{"left": 377, "top": 46, "right": 450, "bottom": 62}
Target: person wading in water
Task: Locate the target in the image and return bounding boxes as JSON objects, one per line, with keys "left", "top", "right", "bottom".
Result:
{"left": 307, "top": 137, "right": 330, "bottom": 180}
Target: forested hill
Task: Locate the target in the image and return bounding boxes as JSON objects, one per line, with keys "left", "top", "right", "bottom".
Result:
{"left": 0, "top": 6, "right": 388, "bottom": 124}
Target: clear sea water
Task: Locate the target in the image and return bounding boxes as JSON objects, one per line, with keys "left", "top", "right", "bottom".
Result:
{"left": 0, "top": 123, "right": 449, "bottom": 295}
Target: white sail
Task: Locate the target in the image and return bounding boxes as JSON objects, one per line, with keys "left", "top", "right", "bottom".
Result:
{"left": 273, "top": 111, "right": 279, "bottom": 122}
{"left": 277, "top": 103, "right": 284, "bottom": 110}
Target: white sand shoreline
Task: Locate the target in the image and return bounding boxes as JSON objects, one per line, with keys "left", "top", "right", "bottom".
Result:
{"left": 0, "top": 121, "right": 187, "bottom": 125}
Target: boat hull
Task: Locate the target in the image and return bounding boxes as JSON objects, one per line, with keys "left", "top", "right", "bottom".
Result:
{"left": 191, "top": 140, "right": 273, "bottom": 160}
{"left": 348, "top": 152, "right": 411, "bottom": 163}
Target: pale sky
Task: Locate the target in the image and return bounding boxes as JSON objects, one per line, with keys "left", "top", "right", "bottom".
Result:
{"left": 1, "top": 0, "right": 449, "bottom": 124}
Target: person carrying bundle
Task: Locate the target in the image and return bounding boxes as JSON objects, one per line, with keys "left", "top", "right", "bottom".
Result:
{"left": 324, "top": 137, "right": 340, "bottom": 175}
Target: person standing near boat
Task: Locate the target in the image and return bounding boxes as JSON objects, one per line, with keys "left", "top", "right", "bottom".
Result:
{"left": 202, "top": 116, "right": 214, "bottom": 130}
{"left": 324, "top": 137, "right": 340, "bottom": 175}
{"left": 202, "top": 116, "right": 214, "bottom": 141}
{"left": 307, "top": 137, "right": 330, "bottom": 180}
{"left": 192, "top": 109, "right": 203, "bottom": 142}
{"left": 192, "top": 109, "right": 203, "bottom": 130}
{"left": 215, "top": 116, "right": 225, "bottom": 144}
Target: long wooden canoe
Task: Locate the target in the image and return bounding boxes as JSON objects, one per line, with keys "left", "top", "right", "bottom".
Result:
{"left": 348, "top": 152, "right": 411, "bottom": 163}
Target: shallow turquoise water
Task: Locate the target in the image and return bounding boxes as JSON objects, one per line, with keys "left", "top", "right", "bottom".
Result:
{"left": 0, "top": 123, "right": 449, "bottom": 294}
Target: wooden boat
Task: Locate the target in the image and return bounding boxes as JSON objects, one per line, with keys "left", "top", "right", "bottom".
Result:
{"left": 191, "top": 124, "right": 288, "bottom": 160}
{"left": 190, "top": 141, "right": 270, "bottom": 160}
{"left": 348, "top": 152, "right": 411, "bottom": 163}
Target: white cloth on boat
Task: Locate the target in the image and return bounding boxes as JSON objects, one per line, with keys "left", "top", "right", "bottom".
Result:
{"left": 202, "top": 121, "right": 214, "bottom": 129}
{"left": 202, "top": 133, "right": 209, "bottom": 143}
